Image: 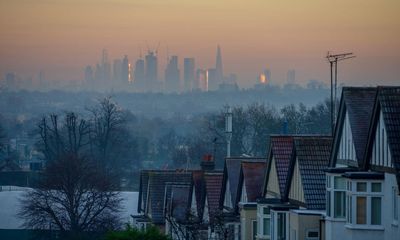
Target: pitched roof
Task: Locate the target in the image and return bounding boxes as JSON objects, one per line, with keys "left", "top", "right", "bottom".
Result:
{"left": 287, "top": 136, "right": 332, "bottom": 210}
{"left": 143, "top": 170, "right": 192, "bottom": 224}
{"left": 168, "top": 184, "right": 192, "bottom": 223}
{"left": 238, "top": 160, "right": 267, "bottom": 202}
{"left": 221, "top": 158, "right": 242, "bottom": 208}
{"left": 377, "top": 87, "right": 400, "bottom": 166}
{"left": 263, "top": 136, "right": 294, "bottom": 197}
{"left": 204, "top": 172, "right": 223, "bottom": 222}
{"left": 138, "top": 170, "right": 150, "bottom": 213}
{"left": 192, "top": 170, "right": 206, "bottom": 218}
{"left": 331, "top": 87, "right": 377, "bottom": 167}
{"left": 364, "top": 87, "right": 400, "bottom": 191}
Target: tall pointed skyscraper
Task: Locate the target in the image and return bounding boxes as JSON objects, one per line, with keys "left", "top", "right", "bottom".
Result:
{"left": 216, "top": 45, "right": 223, "bottom": 81}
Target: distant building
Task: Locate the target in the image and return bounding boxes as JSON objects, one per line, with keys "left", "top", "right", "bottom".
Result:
{"left": 216, "top": 45, "right": 223, "bottom": 83}
{"left": 133, "top": 58, "right": 145, "bottom": 91}
{"left": 84, "top": 66, "right": 94, "bottom": 85}
{"left": 196, "top": 69, "right": 208, "bottom": 91}
{"left": 264, "top": 69, "right": 271, "bottom": 83}
{"left": 183, "top": 58, "right": 195, "bottom": 92}
{"left": 287, "top": 69, "right": 295, "bottom": 84}
{"left": 207, "top": 68, "right": 218, "bottom": 91}
{"left": 121, "top": 55, "right": 130, "bottom": 85}
{"left": 145, "top": 51, "right": 158, "bottom": 91}
{"left": 165, "top": 56, "right": 180, "bottom": 93}
{"left": 113, "top": 59, "right": 122, "bottom": 83}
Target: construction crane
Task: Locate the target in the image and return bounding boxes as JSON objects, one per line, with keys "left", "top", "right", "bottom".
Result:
{"left": 326, "top": 52, "right": 355, "bottom": 134}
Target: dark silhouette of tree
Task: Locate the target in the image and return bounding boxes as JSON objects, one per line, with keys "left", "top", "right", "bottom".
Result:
{"left": 19, "top": 154, "right": 122, "bottom": 238}
{"left": 89, "top": 97, "right": 126, "bottom": 171}
{"left": 37, "top": 112, "right": 90, "bottom": 162}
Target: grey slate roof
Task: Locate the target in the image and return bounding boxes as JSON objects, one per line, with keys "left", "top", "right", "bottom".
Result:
{"left": 287, "top": 136, "right": 332, "bottom": 210}
{"left": 166, "top": 184, "right": 191, "bottom": 223}
{"left": 139, "top": 170, "right": 192, "bottom": 224}
{"left": 331, "top": 87, "right": 377, "bottom": 167}
{"left": 220, "top": 158, "right": 242, "bottom": 209}
{"left": 263, "top": 136, "right": 294, "bottom": 197}
{"left": 364, "top": 87, "right": 400, "bottom": 192}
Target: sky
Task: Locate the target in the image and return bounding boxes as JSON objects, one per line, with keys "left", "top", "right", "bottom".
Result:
{"left": 0, "top": 0, "right": 399, "bottom": 87}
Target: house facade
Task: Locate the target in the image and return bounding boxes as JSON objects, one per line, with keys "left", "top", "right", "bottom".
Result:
{"left": 325, "top": 87, "right": 400, "bottom": 240}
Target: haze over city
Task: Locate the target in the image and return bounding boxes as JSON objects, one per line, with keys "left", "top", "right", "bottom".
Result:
{"left": 1, "top": 0, "right": 399, "bottom": 88}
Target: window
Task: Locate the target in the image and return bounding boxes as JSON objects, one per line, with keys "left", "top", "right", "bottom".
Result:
{"left": 334, "top": 177, "right": 346, "bottom": 218}
{"left": 393, "top": 187, "right": 398, "bottom": 222}
{"left": 346, "top": 181, "right": 383, "bottom": 227}
{"left": 277, "top": 213, "right": 286, "bottom": 240}
{"left": 371, "top": 197, "right": 381, "bottom": 225}
{"left": 271, "top": 211, "right": 288, "bottom": 240}
{"left": 252, "top": 220, "right": 257, "bottom": 240}
{"left": 356, "top": 196, "right": 367, "bottom": 224}
{"left": 305, "top": 229, "right": 319, "bottom": 240}
{"left": 326, "top": 175, "right": 346, "bottom": 219}
{"left": 257, "top": 206, "right": 271, "bottom": 239}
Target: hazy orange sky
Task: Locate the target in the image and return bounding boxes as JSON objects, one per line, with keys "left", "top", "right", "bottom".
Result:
{"left": 0, "top": 0, "right": 399, "bottom": 87}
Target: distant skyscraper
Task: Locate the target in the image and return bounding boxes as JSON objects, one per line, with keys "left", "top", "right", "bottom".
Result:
{"left": 95, "top": 49, "right": 111, "bottom": 88}
{"left": 183, "top": 58, "right": 195, "bottom": 92}
{"left": 216, "top": 45, "right": 223, "bottom": 81}
{"left": 196, "top": 69, "right": 208, "bottom": 91}
{"left": 121, "top": 55, "right": 130, "bottom": 84}
{"left": 207, "top": 68, "right": 218, "bottom": 91}
{"left": 134, "top": 58, "right": 145, "bottom": 91}
{"left": 287, "top": 69, "right": 296, "bottom": 84}
{"left": 145, "top": 51, "right": 158, "bottom": 91}
{"left": 165, "top": 55, "right": 180, "bottom": 93}
{"left": 84, "top": 66, "right": 94, "bottom": 84}
{"left": 264, "top": 69, "right": 271, "bottom": 83}
{"left": 113, "top": 59, "right": 122, "bottom": 82}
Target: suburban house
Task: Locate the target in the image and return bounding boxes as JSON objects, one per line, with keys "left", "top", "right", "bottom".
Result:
{"left": 133, "top": 86, "right": 400, "bottom": 240}
{"left": 257, "top": 135, "right": 296, "bottom": 240}
{"left": 202, "top": 171, "right": 224, "bottom": 239}
{"left": 285, "top": 136, "right": 332, "bottom": 240}
{"left": 134, "top": 170, "right": 193, "bottom": 232}
{"left": 164, "top": 182, "right": 192, "bottom": 239}
{"left": 237, "top": 159, "right": 266, "bottom": 240}
{"left": 219, "top": 158, "right": 242, "bottom": 240}
{"left": 325, "top": 86, "right": 400, "bottom": 240}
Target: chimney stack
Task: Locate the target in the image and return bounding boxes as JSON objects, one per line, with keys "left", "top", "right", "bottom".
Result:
{"left": 201, "top": 154, "right": 215, "bottom": 171}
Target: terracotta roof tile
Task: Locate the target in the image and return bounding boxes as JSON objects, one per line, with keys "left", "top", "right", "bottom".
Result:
{"left": 204, "top": 172, "right": 223, "bottom": 222}
{"left": 240, "top": 160, "right": 267, "bottom": 202}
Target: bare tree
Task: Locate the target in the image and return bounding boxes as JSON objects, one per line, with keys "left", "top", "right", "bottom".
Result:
{"left": 37, "top": 112, "right": 90, "bottom": 162}
{"left": 19, "top": 154, "right": 122, "bottom": 238}
{"left": 89, "top": 97, "right": 126, "bottom": 170}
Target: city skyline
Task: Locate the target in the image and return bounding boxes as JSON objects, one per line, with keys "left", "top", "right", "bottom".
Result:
{"left": 0, "top": 0, "right": 399, "bottom": 87}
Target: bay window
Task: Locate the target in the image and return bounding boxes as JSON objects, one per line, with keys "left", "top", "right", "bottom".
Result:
{"left": 346, "top": 181, "right": 383, "bottom": 228}
{"left": 326, "top": 174, "right": 346, "bottom": 219}
{"left": 257, "top": 206, "right": 271, "bottom": 239}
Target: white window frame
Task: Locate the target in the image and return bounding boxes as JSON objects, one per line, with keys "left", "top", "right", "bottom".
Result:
{"left": 326, "top": 174, "right": 346, "bottom": 220}
{"left": 271, "top": 210, "right": 289, "bottom": 240}
{"left": 257, "top": 205, "right": 271, "bottom": 239}
{"left": 252, "top": 220, "right": 257, "bottom": 240}
{"left": 345, "top": 180, "right": 384, "bottom": 230}
{"left": 393, "top": 186, "right": 399, "bottom": 225}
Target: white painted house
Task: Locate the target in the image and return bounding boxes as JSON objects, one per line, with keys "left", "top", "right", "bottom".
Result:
{"left": 325, "top": 86, "right": 400, "bottom": 240}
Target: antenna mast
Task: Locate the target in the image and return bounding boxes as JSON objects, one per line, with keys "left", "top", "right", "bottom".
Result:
{"left": 326, "top": 52, "right": 356, "bottom": 134}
